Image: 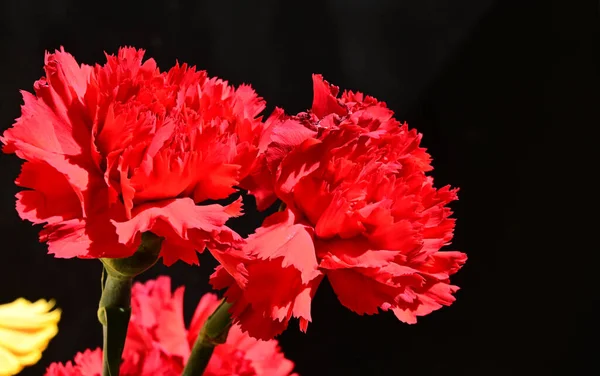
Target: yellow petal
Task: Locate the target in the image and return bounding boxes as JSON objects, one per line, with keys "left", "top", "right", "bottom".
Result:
{"left": 0, "top": 345, "right": 23, "bottom": 376}
{"left": 0, "top": 298, "right": 55, "bottom": 315}
{"left": 0, "top": 298, "right": 57, "bottom": 315}
{"left": 0, "top": 298, "right": 54, "bottom": 315}
{"left": 0, "top": 298, "right": 61, "bottom": 375}
{"left": 0, "top": 325, "right": 58, "bottom": 354}
{"left": 0, "top": 300, "right": 61, "bottom": 331}
{"left": 14, "top": 349, "right": 42, "bottom": 367}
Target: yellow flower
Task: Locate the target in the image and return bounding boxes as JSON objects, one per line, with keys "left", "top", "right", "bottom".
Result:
{"left": 0, "top": 298, "right": 61, "bottom": 376}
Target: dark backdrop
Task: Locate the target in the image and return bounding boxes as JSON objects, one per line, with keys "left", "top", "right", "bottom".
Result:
{"left": 1, "top": 0, "right": 598, "bottom": 375}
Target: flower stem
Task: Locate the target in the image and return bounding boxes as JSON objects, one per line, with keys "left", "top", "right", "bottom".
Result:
{"left": 97, "top": 232, "right": 163, "bottom": 376}
{"left": 182, "top": 300, "right": 233, "bottom": 376}
{"left": 98, "top": 273, "right": 131, "bottom": 376}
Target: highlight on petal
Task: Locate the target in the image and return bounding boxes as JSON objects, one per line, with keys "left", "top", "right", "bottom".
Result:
{"left": 0, "top": 298, "right": 61, "bottom": 375}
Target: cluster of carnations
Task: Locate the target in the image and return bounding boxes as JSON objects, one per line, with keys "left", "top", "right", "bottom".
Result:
{"left": 1, "top": 47, "right": 465, "bottom": 375}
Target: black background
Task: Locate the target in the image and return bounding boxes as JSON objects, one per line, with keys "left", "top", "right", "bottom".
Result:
{"left": 1, "top": 0, "right": 598, "bottom": 375}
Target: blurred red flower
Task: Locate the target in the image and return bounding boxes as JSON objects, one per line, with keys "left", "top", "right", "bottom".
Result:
{"left": 1, "top": 47, "right": 268, "bottom": 277}
{"left": 44, "top": 276, "right": 296, "bottom": 376}
{"left": 212, "top": 75, "right": 467, "bottom": 339}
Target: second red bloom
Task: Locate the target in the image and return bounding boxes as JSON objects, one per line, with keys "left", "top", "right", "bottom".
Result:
{"left": 212, "top": 75, "right": 467, "bottom": 339}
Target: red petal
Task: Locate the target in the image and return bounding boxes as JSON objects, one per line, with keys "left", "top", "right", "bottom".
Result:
{"left": 317, "top": 238, "right": 398, "bottom": 270}
{"left": 311, "top": 74, "right": 347, "bottom": 118}
{"left": 5, "top": 144, "right": 112, "bottom": 219}
{"left": 240, "top": 154, "right": 278, "bottom": 211}
{"left": 210, "top": 262, "right": 322, "bottom": 341}
{"left": 2, "top": 47, "right": 92, "bottom": 158}
{"left": 192, "top": 163, "right": 240, "bottom": 203}
{"left": 44, "top": 361, "right": 79, "bottom": 376}
{"left": 153, "top": 222, "right": 201, "bottom": 266}
{"left": 368, "top": 219, "right": 422, "bottom": 256}
{"left": 260, "top": 114, "right": 317, "bottom": 153}
{"left": 392, "top": 282, "right": 461, "bottom": 324}
{"left": 245, "top": 209, "right": 319, "bottom": 284}
{"left": 73, "top": 348, "right": 103, "bottom": 376}
{"left": 292, "top": 175, "right": 331, "bottom": 227}
{"left": 129, "top": 277, "right": 189, "bottom": 360}
{"left": 40, "top": 213, "right": 134, "bottom": 259}
{"left": 211, "top": 265, "right": 287, "bottom": 340}
{"left": 242, "top": 111, "right": 317, "bottom": 211}
{"left": 207, "top": 246, "right": 250, "bottom": 288}
{"left": 209, "top": 324, "right": 296, "bottom": 376}
{"left": 15, "top": 161, "right": 82, "bottom": 224}
{"left": 326, "top": 268, "right": 402, "bottom": 315}
{"left": 275, "top": 138, "right": 323, "bottom": 200}
{"left": 416, "top": 251, "right": 467, "bottom": 280}
{"left": 44, "top": 348, "right": 103, "bottom": 376}
{"left": 112, "top": 197, "right": 241, "bottom": 247}
{"left": 292, "top": 278, "right": 321, "bottom": 333}
{"left": 112, "top": 197, "right": 245, "bottom": 274}
{"left": 314, "top": 195, "right": 365, "bottom": 239}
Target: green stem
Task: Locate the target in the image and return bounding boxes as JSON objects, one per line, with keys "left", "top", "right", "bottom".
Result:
{"left": 182, "top": 300, "right": 233, "bottom": 376}
{"left": 97, "top": 232, "right": 163, "bottom": 376}
{"left": 98, "top": 273, "right": 132, "bottom": 376}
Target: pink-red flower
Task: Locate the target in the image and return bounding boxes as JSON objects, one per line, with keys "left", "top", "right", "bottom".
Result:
{"left": 211, "top": 75, "right": 467, "bottom": 339}
{"left": 1, "top": 47, "right": 269, "bottom": 277}
{"left": 44, "top": 276, "right": 296, "bottom": 376}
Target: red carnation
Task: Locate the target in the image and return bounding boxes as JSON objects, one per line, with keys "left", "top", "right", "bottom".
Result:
{"left": 44, "top": 277, "right": 296, "bottom": 376}
{"left": 212, "top": 75, "right": 467, "bottom": 339}
{"left": 1, "top": 47, "right": 268, "bottom": 276}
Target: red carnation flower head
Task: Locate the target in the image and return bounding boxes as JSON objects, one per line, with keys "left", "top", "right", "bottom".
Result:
{"left": 44, "top": 276, "right": 296, "bottom": 376}
{"left": 212, "top": 74, "right": 467, "bottom": 339}
{"left": 1, "top": 47, "right": 267, "bottom": 275}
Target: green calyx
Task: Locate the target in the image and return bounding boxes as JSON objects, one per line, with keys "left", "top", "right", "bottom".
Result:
{"left": 101, "top": 232, "right": 163, "bottom": 278}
